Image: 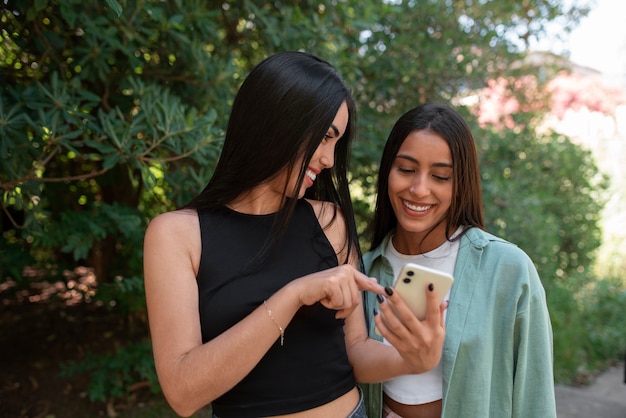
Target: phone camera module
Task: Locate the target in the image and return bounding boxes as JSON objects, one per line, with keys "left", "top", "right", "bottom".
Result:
{"left": 403, "top": 278, "right": 411, "bottom": 283}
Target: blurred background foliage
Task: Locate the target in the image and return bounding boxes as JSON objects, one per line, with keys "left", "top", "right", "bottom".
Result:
{"left": 1, "top": 0, "right": 624, "bottom": 410}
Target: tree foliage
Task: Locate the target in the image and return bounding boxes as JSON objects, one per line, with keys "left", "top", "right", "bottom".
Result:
{"left": 1, "top": 1, "right": 597, "bottom": 293}
{"left": 1, "top": 0, "right": 230, "bottom": 282}
{"left": 5, "top": 0, "right": 620, "bottom": 402}
{"left": 477, "top": 125, "right": 608, "bottom": 286}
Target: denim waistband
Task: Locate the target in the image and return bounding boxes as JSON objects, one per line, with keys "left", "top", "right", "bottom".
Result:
{"left": 347, "top": 386, "right": 367, "bottom": 418}
{"left": 212, "top": 386, "right": 367, "bottom": 418}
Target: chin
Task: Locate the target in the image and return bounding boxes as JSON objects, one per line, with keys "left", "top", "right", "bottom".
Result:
{"left": 397, "top": 219, "right": 438, "bottom": 234}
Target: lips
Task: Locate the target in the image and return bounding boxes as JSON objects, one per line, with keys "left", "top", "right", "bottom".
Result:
{"left": 403, "top": 199, "right": 433, "bottom": 212}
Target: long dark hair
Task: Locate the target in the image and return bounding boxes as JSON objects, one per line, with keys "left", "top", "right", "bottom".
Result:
{"left": 185, "top": 51, "right": 359, "bottom": 264}
{"left": 370, "top": 102, "right": 484, "bottom": 251}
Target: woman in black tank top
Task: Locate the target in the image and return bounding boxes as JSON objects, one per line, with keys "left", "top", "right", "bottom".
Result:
{"left": 143, "top": 51, "right": 447, "bottom": 418}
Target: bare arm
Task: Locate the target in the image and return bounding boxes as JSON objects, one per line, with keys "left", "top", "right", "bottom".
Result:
{"left": 144, "top": 210, "right": 290, "bottom": 416}
{"left": 344, "top": 284, "right": 446, "bottom": 383}
{"left": 143, "top": 209, "right": 382, "bottom": 416}
{"left": 309, "top": 199, "right": 446, "bottom": 383}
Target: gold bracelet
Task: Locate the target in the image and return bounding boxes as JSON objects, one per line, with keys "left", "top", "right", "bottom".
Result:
{"left": 263, "top": 300, "right": 284, "bottom": 346}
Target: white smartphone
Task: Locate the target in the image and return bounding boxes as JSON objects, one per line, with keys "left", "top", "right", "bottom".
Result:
{"left": 393, "top": 262, "right": 454, "bottom": 320}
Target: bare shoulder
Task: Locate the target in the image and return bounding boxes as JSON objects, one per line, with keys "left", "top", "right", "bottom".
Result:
{"left": 305, "top": 199, "right": 345, "bottom": 228}
{"left": 305, "top": 199, "right": 351, "bottom": 262}
{"left": 144, "top": 208, "right": 201, "bottom": 270}
{"left": 146, "top": 208, "right": 199, "bottom": 237}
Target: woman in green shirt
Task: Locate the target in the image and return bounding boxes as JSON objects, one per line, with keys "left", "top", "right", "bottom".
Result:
{"left": 361, "top": 103, "right": 556, "bottom": 417}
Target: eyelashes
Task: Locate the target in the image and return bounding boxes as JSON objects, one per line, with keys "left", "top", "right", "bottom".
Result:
{"left": 395, "top": 167, "right": 451, "bottom": 181}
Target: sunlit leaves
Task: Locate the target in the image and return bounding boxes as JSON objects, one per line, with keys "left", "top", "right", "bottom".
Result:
{"left": 1, "top": 0, "right": 596, "bottom": 288}
{"left": 477, "top": 124, "right": 608, "bottom": 287}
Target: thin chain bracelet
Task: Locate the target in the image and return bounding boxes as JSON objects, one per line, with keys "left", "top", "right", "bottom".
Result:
{"left": 263, "top": 300, "right": 284, "bottom": 346}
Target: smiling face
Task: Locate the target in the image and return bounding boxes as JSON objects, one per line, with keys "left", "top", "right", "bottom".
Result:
{"left": 388, "top": 129, "right": 453, "bottom": 254}
{"left": 272, "top": 101, "right": 349, "bottom": 200}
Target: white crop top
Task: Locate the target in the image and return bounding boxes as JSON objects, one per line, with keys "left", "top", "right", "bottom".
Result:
{"left": 382, "top": 228, "right": 462, "bottom": 405}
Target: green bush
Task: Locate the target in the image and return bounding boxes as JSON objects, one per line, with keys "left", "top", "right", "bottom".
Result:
{"left": 60, "top": 340, "right": 159, "bottom": 403}
{"left": 549, "top": 274, "right": 626, "bottom": 383}
{"left": 581, "top": 278, "right": 626, "bottom": 368}
{"left": 4, "top": 0, "right": 614, "bottom": 403}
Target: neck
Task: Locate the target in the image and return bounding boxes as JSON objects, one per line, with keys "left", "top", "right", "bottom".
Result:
{"left": 228, "top": 187, "right": 288, "bottom": 215}
{"left": 392, "top": 224, "right": 449, "bottom": 255}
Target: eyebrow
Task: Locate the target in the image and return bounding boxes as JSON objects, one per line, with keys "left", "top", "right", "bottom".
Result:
{"left": 395, "top": 154, "right": 453, "bottom": 168}
{"left": 329, "top": 124, "right": 340, "bottom": 137}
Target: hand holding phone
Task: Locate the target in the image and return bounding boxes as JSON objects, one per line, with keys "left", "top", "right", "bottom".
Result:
{"left": 393, "top": 263, "right": 454, "bottom": 320}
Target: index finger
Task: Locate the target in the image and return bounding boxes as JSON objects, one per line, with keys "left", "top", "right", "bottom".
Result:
{"left": 354, "top": 271, "right": 385, "bottom": 294}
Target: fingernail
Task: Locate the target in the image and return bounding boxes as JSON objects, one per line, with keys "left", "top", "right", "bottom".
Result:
{"left": 373, "top": 308, "right": 379, "bottom": 316}
{"left": 428, "top": 283, "right": 434, "bottom": 291}
{"left": 376, "top": 294, "right": 385, "bottom": 304}
{"left": 384, "top": 286, "right": 394, "bottom": 296}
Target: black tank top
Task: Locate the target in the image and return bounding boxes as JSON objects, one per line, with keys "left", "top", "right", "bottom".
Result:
{"left": 197, "top": 199, "right": 356, "bottom": 417}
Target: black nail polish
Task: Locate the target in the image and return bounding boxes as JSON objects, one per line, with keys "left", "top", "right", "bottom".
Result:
{"left": 428, "top": 283, "right": 434, "bottom": 291}
{"left": 384, "top": 286, "right": 394, "bottom": 296}
{"left": 373, "top": 308, "right": 379, "bottom": 316}
{"left": 376, "top": 294, "right": 385, "bottom": 304}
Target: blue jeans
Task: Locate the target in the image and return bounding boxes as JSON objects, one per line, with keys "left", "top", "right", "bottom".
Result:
{"left": 347, "top": 386, "right": 368, "bottom": 418}
{"left": 212, "top": 387, "right": 368, "bottom": 418}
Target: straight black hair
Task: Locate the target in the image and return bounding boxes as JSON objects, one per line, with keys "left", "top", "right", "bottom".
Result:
{"left": 185, "top": 51, "right": 359, "bottom": 265}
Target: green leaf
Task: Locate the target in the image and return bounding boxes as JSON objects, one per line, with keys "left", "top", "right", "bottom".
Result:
{"left": 102, "top": 153, "right": 121, "bottom": 170}
{"left": 83, "top": 139, "right": 116, "bottom": 154}
{"left": 105, "top": 0, "right": 123, "bottom": 18}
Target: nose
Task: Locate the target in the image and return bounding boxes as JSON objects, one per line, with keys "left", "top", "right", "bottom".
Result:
{"left": 409, "top": 175, "right": 429, "bottom": 196}
{"left": 320, "top": 149, "right": 334, "bottom": 168}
